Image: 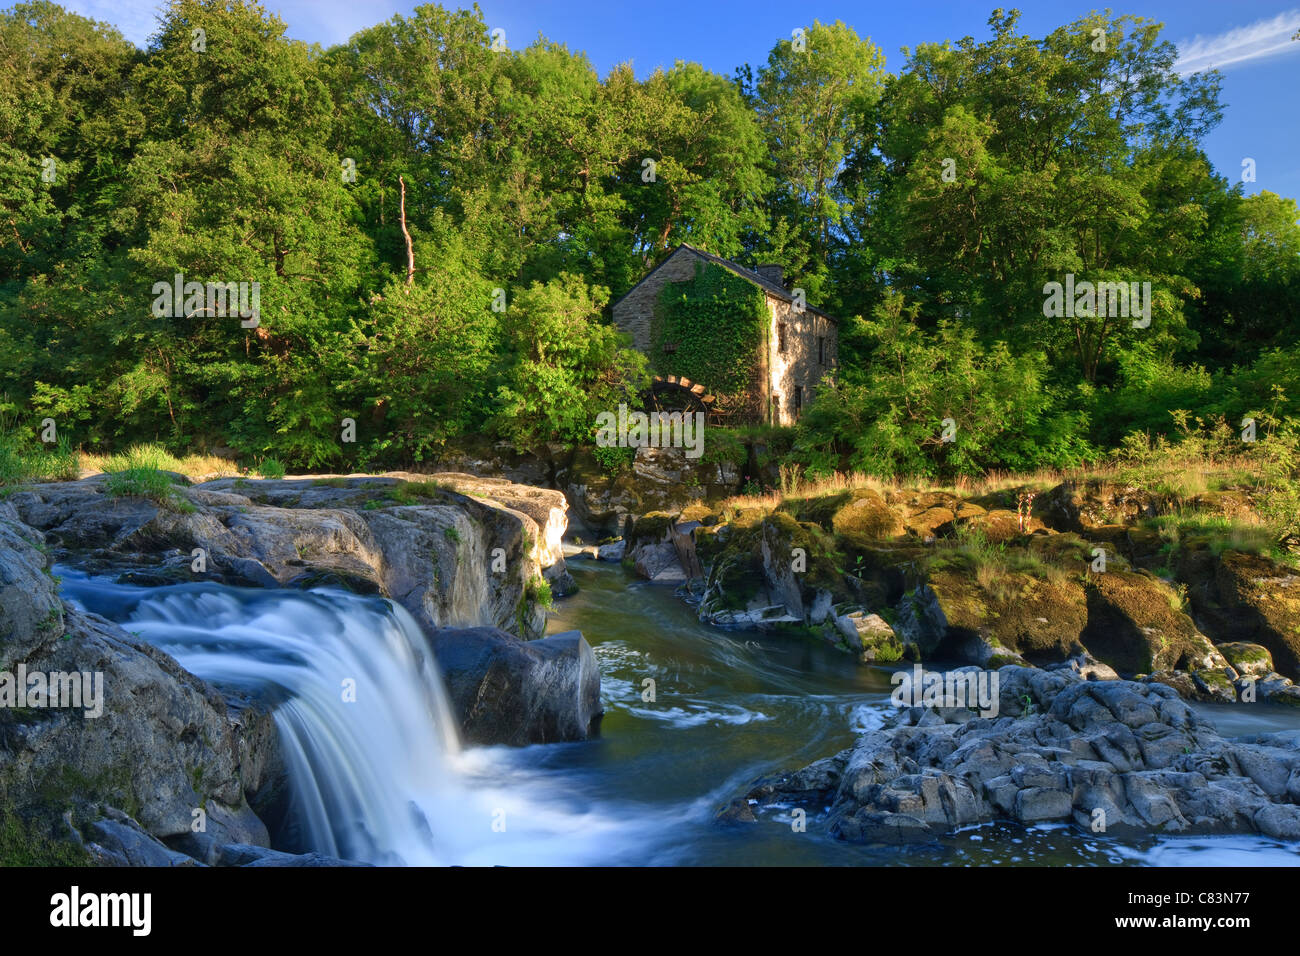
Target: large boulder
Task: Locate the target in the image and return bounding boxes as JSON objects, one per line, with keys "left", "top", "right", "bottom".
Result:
{"left": 1217, "top": 642, "right": 1275, "bottom": 678}
{"left": 696, "top": 512, "right": 848, "bottom": 630}
{"left": 830, "top": 490, "right": 904, "bottom": 542}
{"left": 1081, "top": 571, "right": 1226, "bottom": 676}
{"left": 623, "top": 512, "right": 687, "bottom": 583}
{"left": 833, "top": 609, "right": 904, "bottom": 662}
{"left": 9, "top": 474, "right": 556, "bottom": 638}
{"left": 1202, "top": 551, "right": 1300, "bottom": 680}
{"left": 0, "top": 508, "right": 274, "bottom": 863}
{"left": 412, "top": 472, "right": 568, "bottom": 569}
{"left": 429, "top": 627, "right": 603, "bottom": 746}
{"left": 0, "top": 503, "right": 63, "bottom": 664}
{"left": 894, "top": 563, "right": 1087, "bottom": 665}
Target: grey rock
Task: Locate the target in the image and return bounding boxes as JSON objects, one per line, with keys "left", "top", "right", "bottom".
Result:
{"left": 737, "top": 668, "right": 1300, "bottom": 843}
{"left": 1014, "top": 787, "right": 1073, "bottom": 822}
{"left": 0, "top": 505, "right": 62, "bottom": 663}
{"left": 86, "top": 818, "right": 204, "bottom": 867}
{"left": 596, "top": 539, "right": 626, "bottom": 562}
{"left": 430, "top": 627, "right": 603, "bottom": 746}
{"left": 215, "top": 843, "right": 370, "bottom": 867}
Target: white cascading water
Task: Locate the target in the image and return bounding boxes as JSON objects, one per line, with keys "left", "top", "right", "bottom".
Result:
{"left": 58, "top": 571, "right": 669, "bottom": 866}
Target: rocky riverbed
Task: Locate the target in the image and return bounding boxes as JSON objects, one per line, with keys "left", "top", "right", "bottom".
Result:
{"left": 2, "top": 463, "right": 1298, "bottom": 865}
{"left": 724, "top": 665, "right": 1300, "bottom": 842}
{"left": 609, "top": 475, "right": 1300, "bottom": 710}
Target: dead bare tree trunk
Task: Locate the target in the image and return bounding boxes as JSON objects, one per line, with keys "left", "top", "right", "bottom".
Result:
{"left": 399, "top": 174, "right": 415, "bottom": 287}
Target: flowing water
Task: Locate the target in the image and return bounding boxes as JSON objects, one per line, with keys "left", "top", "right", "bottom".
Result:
{"left": 59, "top": 561, "right": 1300, "bottom": 866}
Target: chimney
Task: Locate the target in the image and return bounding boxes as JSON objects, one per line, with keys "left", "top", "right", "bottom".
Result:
{"left": 755, "top": 264, "right": 784, "bottom": 288}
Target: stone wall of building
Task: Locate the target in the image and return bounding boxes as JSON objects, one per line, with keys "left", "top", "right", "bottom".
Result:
{"left": 766, "top": 296, "right": 838, "bottom": 427}
{"left": 610, "top": 246, "right": 699, "bottom": 352}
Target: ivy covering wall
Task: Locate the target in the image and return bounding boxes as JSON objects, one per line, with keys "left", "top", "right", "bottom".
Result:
{"left": 652, "top": 262, "right": 767, "bottom": 401}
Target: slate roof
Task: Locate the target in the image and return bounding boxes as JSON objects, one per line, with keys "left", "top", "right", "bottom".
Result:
{"left": 612, "top": 243, "right": 839, "bottom": 324}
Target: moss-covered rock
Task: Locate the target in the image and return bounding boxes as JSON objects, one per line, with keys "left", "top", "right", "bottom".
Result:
{"left": 971, "top": 509, "right": 1042, "bottom": 542}
{"left": 622, "top": 511, "right": 686, "bottom": 582}
{"left": 1216, "top": 641, "right": 1275, "bottom": 678}
{"left": 907, "top": 565, "right": 1089, "bottom": 665}
{"left": 1191, "top": 668, "right": 1237, "bottom": 703}
{"left": 1123, "top": 525, "right": 1168, "bottom": 570}
{"left": 698, "top": 512, "right": 852, "bottom": 632}
{"left": 831, "top": 608, "right": 904, "bottom": 662}
{"left": 623, "top": 511, "right": 677, "bottom": 553}
{"left": 1037, "top": 480, "right": 1177, "bottom": 532}
{"left": 678, "top": 503, "right": 718, "bottom": 525}
{"left": 1028, "top": 531, "right": 1118, "bottom": 569}
{"left": 904, "top": 507, "right": 954, "bottom": 539}
{"left": 830, "top": 490, "right": 903, "bottom": 542}
{"left": 1205, "top": 551, "right": 1300, "bottom": 679}
{"left": 1188, "top": 490, "right": 1257, "bottom": 521}
{"left": 1080, "top": 571, "right": 1223, "bottom": 676}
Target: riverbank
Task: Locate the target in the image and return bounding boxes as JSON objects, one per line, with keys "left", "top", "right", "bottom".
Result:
{"left": 608, "top": 465, "right": 1300, "bottom": 703}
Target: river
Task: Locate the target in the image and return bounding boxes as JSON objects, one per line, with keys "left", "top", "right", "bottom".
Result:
{"left": 58, "top": 560, "right": 1300, "bottom": 866}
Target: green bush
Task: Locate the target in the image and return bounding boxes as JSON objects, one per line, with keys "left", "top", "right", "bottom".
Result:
{"left": 256, "top": 457, "right": 286, "bottom": 479}
{"left": 797, "top": 292, "right": 1094, "bottom": 478}
{"left": 493, "top": 275, "right": 649, "bottom": 448}
{"left": 699, "top": 428, "right": 748, "bottom": 468}
{"left": 592, "top": 443, "right": 636, "bottom": 475}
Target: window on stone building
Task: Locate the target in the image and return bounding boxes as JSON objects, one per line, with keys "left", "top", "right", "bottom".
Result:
{"left": 794, "top": 385, "right": 803, "bottom": 417}
{"left": 817, "top": 336, "right": 825, "bottom": 365}
{"left": 778, "top": 322, "right": 787, "bottom": 353}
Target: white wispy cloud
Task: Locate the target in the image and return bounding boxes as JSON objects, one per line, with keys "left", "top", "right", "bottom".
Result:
{"left": 1175, "top": 9, "right": 1300, "bottom": 75}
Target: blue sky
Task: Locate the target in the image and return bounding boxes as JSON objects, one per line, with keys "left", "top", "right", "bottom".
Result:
{"left": 63, "top": 0, "right": 1300, "bottom": 202}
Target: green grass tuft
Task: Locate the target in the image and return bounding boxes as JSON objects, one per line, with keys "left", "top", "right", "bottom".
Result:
{"left": 101, "top": 445, "right": 193, "bottom": 512}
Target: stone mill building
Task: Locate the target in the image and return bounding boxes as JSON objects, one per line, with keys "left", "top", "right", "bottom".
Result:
{"left": 610, "top": 244, "right": 839, "bottom": 426}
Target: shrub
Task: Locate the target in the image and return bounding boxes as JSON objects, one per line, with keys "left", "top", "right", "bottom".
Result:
{"left": 798, "top": 292, "right": 1094, "bottom": 479}
{"left": 493, "top": 274, "right": 648, "bottom": 448}
{"left": 0, "top": 427, "right": 80, "bottom": 487}
{"left": 256, "top": 457, "right": 286, "bottom": 480}
{"left": 592, "top": 443, "right": 636, "bottom": 476}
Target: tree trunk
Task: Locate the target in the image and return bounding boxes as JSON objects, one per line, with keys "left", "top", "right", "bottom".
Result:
{"left": 399, "top": 175, "right": 415, "bottom": 286}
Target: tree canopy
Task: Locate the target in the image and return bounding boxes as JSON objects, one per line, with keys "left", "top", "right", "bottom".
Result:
{"left": 0, "top": 1, "right": 1295, "bottom": 476}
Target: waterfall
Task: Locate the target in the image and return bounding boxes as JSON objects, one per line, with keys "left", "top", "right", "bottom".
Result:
{"left": 58, "top": 569, "right": 669, "bottom": 866}
{"left": 59, "top": 572, "right": 474, "bottom": 865}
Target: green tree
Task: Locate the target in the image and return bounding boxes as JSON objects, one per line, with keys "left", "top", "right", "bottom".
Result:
{"left": 493, "top": 274, "right": 647, "bottom": 447}
{"left": 748, "top": 20, "right": 886, "bottom": 302}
